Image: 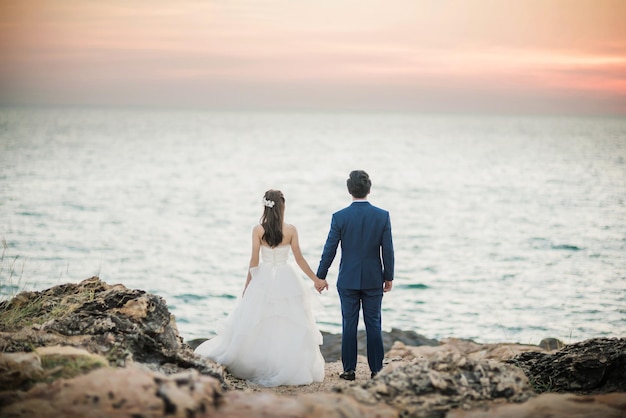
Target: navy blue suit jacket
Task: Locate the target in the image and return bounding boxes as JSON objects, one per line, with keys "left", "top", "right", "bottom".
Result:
{"left": 317, "top": 201, "right": 394, "bottom": 289}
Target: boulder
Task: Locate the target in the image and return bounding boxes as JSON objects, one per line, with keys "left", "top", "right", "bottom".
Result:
{"left": 386, "top": 338, "right": 552, "bottom": 363}
{"left": 447, "top": 392, "right": 626, "bottom": 418}
{"left": 0, "top": 277, "right": 223, "bottom": 382}
{"left": 320, "top": 328, "right": 439, "bottom": 362}
{"left": 0, "top": 352, "right": 44, "bottom": 393}
{"left": 1, "top": 365, "right": 399, "bottom": 418}
{"left": 337, "top": 349, "right": 534, "bottom": 417}
{"left": 0, "top": 365, "right": 223, "bottom": 418}
{"left": 2, "top": 277, "right": 623, "bottom": 418}
{"left": 510, "top": 337, "right": 626, "bottom": 393}
{"left": 0, "top": 345, "right": 108, "bottom": 392}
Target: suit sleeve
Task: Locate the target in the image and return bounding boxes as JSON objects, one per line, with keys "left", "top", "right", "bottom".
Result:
{"left": 316, "top": 214, "right": 341, "bottom": 279}
{"left": 382, "top": 213, "right": 394, "bottom": 281}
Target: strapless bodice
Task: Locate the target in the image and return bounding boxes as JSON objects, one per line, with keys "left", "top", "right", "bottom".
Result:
{"left": 261, "top": 245, "right": 290, "bottom": 265}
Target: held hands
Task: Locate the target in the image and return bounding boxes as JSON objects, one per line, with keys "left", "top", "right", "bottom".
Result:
{"left": 314, "top": 277, "right": 328, "bottom": 293}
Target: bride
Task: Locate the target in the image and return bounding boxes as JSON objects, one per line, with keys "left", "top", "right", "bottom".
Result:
{"left": 194, "top": 189, "right": 327, "bottom": 387}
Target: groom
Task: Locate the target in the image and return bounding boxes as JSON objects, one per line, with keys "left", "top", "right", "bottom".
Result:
{"left": 316, "top": 170, "right": 394, "bottom": 380}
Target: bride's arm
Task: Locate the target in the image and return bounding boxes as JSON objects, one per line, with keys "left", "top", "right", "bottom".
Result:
{"left": 290, "top": 226, "right": 328, "bottom": 291}
{"left": 243, "top": 225, "right": 262, "bottom": 295}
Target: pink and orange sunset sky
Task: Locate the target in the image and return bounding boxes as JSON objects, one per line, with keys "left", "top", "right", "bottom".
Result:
{"left": 1, "top": 0, "right": 625, "bottom": 115}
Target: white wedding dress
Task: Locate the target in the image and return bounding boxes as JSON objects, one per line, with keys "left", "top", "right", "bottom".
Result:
{"left": 194, "top": 245, "right": 325, "bottom": 387}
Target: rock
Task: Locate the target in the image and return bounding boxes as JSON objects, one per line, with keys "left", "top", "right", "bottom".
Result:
{"left": 510, "top": 337, "right": 626, "bottom": 393}
{"left": 185, "top": 338, "right": 207, "bottom": 351}
{"left": 447, "top": 392, "right": 626, "bottom": 418}
{"left": 218, "top": 391, "right": 398, "bottom": 418}
{"left": 0, "top": 277, "right": 223, "bottom": 382}
{"left": 0, "top": 365, "right": 223, "bottom": 418}
{"left": 538, "top": 337, "right": 564, "bottom": 351}
{"left": 0, "top": 345, "right": 108, "bottom": 392}
{"left": 1, "top": 365, "right": 398, "bottom": 418}
{"left": 336, "top": 350, "right": 534, "bottom": 417}
{"left": 386, "top": 338, "right": 550, "bottom": 363}
{"left": 0, "top": 352, "right": 44, "bottom": 391}
{"left": 2, "top": 277, "right": 623, "bottom": 418}
{"left": 321, "top": 328, "right": 439, "bottom": 362}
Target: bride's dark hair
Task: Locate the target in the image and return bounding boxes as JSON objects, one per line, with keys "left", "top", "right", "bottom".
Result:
{"left": 260, "top": 189, "right": 285, "bottom": 247}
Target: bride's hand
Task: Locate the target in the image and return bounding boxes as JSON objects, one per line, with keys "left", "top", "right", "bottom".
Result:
{"left": 314, "top": 278, "right": 328, "bottom": 293}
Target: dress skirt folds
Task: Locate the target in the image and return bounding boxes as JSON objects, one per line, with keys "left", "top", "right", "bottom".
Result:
{"left": 194, "top": 245, "right": 325, "bottom": 387}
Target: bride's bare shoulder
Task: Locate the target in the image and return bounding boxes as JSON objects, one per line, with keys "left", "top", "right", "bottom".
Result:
{"left": 282, "top": 223, "right": 297, "bottom": 241}
{"left": 252, "top": 224, "right": 264, "bottom": 237}
{"left": 283, "top": 223, "right": 298, "bottom": 234}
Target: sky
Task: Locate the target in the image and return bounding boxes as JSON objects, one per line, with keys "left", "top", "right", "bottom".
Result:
{"left": 1, "top": 0, "right": 625, "bottom": 115}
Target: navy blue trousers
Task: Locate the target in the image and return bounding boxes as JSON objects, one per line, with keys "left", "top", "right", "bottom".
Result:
{"left": 337, "top": 287, "right": 384, "bottom": 373}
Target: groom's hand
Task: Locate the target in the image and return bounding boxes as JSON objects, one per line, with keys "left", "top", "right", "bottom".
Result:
{"left": 383, "top": 280, "right": 393, "bottom": 293}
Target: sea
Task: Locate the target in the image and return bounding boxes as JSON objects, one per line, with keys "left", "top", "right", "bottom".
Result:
{"left": 1, "top": 107, "right": 624, "bottom": 345}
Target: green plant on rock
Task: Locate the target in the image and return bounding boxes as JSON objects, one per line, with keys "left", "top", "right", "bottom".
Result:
{"left": 0, "top": 293, "right": 45, "bottom": 331}
{"left": 40, "top": 354, "right": 108, "bottom": 382}
{"left": 528, "top": 374, "right": 554, "bottom": 394}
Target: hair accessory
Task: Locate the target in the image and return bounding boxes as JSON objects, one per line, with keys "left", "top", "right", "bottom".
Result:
{"left": 263, "top": 197, "right": 275, "bottom": 208}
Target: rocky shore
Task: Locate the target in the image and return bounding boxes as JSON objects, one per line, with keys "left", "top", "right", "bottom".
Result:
{"left": 1, "top": 277, "right": 624, "bottom": 417}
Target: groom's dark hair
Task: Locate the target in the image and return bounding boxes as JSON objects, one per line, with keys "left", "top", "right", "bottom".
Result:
{"left": 347, "top": 170, "right": 371, "bottom": 198}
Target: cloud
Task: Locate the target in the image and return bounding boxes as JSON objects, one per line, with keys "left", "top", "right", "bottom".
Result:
{"left": 1, "top": 0, "right": 625, "bottom": 114}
